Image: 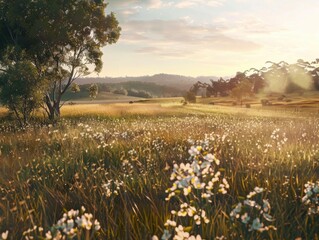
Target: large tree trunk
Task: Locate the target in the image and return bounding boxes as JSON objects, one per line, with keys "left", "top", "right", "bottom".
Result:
{"left": 45, "top": 94, "right": 60, "bottom": 121}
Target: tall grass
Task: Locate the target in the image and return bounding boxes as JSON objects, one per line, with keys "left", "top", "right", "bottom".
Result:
{"left": 0, "top": 106, "right": 318, "bottom": 239}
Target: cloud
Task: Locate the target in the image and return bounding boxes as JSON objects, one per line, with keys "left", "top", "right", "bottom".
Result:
{"left": 121, "top": 19, "right": 261, "bottom": 58}
{"left": 175, "top": 0, "right": 225, "bottom": 8}
{"left": 212, "top": 14, "right": 287, "bottom": 36}
{"left": 119, "top": 5, "right": 142, "bottom": 16}
{"left": 147, "top": 0, "right": 174, "bottom": 9}
{"left": 108, "top": 0, "right": 224, "bottom": 10}
{"left": 107, "top": 0, "right": 138, "bottom": 7}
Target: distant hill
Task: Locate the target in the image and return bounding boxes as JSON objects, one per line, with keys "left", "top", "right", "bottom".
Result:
{"left": 69, "top": 81, "right": 182, "bottom": 98}
{"left": 76, "top": 74, "right": 218, "bottom": 91}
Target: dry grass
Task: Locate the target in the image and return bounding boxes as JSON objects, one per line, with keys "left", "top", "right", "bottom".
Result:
{"left": 0, "top": 107, "right": 8, "bottom": 117}
{"left": 61, "top": 103, "right": 181, "bottom": 117}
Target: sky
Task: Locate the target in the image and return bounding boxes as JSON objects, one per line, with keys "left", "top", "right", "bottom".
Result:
{"left": 96, "top": 0, "right": 319, "bottom": 78}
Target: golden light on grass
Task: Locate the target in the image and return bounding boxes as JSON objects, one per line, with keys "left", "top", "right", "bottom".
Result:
{"left": 0, "top": 107, "right": 8, "bottom": 117}
{"left": 61, "top": 103, "right": 176, "bottom": 117}
{"left": 1, "top": 95, "right": 319, "bottom": 239}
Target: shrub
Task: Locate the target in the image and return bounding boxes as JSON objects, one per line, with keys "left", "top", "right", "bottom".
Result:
{"left": 184, "top": 91, "right": 196, "bottom": 103}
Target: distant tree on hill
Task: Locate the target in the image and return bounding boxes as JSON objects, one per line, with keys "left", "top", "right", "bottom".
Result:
{"left": 89, "top": 83, "right": 99, "bottom": 99}
{"left": 71, "top": 83, "right": 81, "bottom": 93}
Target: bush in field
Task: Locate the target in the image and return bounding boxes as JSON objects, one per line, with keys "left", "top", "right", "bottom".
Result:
{"left": 184, "top": 91, "right": 196, "bottom": 103}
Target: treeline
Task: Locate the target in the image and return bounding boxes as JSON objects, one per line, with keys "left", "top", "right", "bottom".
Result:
{"left": 64, "top": 81, "right": 182, "bottom": 100}
{"left": 103, "top": 81, "right": 182, "bottom": 97}
{"left": 188, "top": 59, "right": 319, "bottom": 99}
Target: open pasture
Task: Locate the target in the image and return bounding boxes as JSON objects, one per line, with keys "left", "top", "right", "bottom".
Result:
{"left": 0, "top": 98, "right": 319, "bottom": 239}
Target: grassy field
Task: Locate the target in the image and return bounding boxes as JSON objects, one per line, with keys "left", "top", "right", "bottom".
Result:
{"left": 0, "top": 94, "right": 319, "bottom": 239}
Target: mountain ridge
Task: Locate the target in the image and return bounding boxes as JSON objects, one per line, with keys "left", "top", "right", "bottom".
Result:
{"left": 76, "top": 73, "right": 219, "bottom": 90}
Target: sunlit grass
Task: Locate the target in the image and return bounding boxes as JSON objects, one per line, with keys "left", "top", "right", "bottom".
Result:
{"left": 0, "top": 107, "right": 8, "bottom": 118}
{"left": 61, "top": 103, "right": 180, "bottom": 117}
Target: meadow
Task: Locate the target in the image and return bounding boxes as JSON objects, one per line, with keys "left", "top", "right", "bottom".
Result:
{"left": 0, "top": 97, "right": 319, "bottom": 239}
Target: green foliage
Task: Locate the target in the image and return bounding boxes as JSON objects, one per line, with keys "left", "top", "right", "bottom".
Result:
{"left": 0, "top": 61, "right": 47, "bottom": 126}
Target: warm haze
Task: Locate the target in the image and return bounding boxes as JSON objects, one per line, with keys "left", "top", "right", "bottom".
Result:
{"left": 98, "top": 0, "right": 319, "bottom": 78}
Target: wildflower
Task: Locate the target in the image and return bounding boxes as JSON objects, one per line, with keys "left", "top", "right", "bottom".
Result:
{"left": 165, "top": 220, "right": 177, "bottom": 227}
{"left": 161, "top": 230, "right": 172, "bottom": 240}
{"left": 189, "top": 235, "right": 202, "bottom": 240}
{"left": 1, "top": 231, "right": 8, "bottom": 240}
{"left": 94, "top": 219, "right": 101, "bottom": 231}
{"left": 254, "top": 187, "right": 264, "bottom": 193}
{"left": 188, "top": 146, "right": 200, "bottom": 156}
{"left": 251, "top": 218, "right": 264, "bottom": 231}
{"left": 194, "top": 214, "right": 201, "bottom": 225}
{"left": 301, "top": 180, "right": 319, "bottom": 215}
{"left": 174, "top": 225, "right": 190, "bottom": 240}
{"left": 241, "top": 212, "right": 250, "bottom": 224}
{"left": 45, "top": 231, "right": 52, "bottom": 239}
{"left": 230, "top": 203, "right": 242, "bottom": 219}
{"left": 164, "top": 137, "right": 229, "bottom": 238}
{"left": 263, "top": 199, "right": 270, "bottom": 212}
{"left": 230, "top": 187, "right": 276, "bottom": 233}
{"left": 183, "top": 186, "right": 191, "bottom": 196}
{"left": 247, "top": 191, "right": 256, "bottom": 199}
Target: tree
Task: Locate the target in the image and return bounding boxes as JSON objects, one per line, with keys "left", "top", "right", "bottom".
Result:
{"left": 230, "top": 80, "right": 254, "bottom": 106}
{"left": 89, "top": 83, "right": 99, "bottom": 99}
{"left": 0, "top": 61, "right": 47, "bottom": 126}
{"left": 0, "top": 0, "right": 121, "bottom": 120}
